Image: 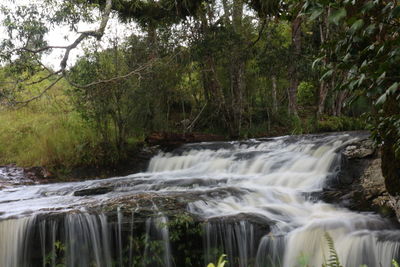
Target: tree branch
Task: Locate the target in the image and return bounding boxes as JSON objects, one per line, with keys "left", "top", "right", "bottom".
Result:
{"left": 64, "top": 58, "right": 156, "bottom": 88}
{"left": 61, "top": 0, "right": 112, "bottom": 71}
{"left": 14, "top": 75, "right": 63, "bottom": 106}
{"left": 25, "top": 70, "right": 62, "bottom": 86}
{"left": 1, "top": 0, "right": 114, "bottom": 107}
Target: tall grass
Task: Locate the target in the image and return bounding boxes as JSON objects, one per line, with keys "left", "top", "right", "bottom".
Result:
{"left": 0, "top": 78, "right": 104, "bottom": 169}
{"left": 0, "top": 109, "right": 101, "bottom": 168}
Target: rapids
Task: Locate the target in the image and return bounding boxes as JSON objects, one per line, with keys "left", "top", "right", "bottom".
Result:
{"left": 0, "top": 132, "right": 399, "bottom": 266}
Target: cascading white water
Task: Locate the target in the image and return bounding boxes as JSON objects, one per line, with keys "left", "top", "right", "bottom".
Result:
{"left": 0, "top": 132, "right": 399, "bottom": 266}
{"left": 147, "top": 133, "right": 400, "bottom": 267}
{"left": 0, "top": 216, "right": 36, "bottom": 267}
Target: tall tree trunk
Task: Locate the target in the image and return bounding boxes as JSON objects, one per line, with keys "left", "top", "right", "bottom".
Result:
{"left": 272, "top": 75, "right": 278, "bottom": 113}
{"left": 230, "top": 0, "right": 246, "bottom": 136}
{"left": 318, "top": 81, "right": 328, "bottom": 116}
{"left": 334, "top": 90, "right": 348, "bottom": 116}
{"left": 382, "top": 95, "right": 400, "bottom": 195}
{"left": 147, "top": 23, "right": 158, "bottom": 59}
{"left": 288, "top": 15, "right": 302, "bottom": 116}
{"left": 199, "top": 6, "right": 230, "bottom": 129}
{"left": 317, "top": 9, "right": 331, "bottom": 117}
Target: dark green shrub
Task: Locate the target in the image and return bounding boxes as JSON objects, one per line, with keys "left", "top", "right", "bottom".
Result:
{"left": 297, "top": 82, "right": 316, "bottom": 107}
{"left": 317, "top": 115, "right": 367, "bottom": 132}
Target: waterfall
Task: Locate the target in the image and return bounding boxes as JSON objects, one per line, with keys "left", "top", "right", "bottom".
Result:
{"left": 0, "top": 216, "right": 36, "bottom": 267}
{"left": 0, "top": 132, "right": 399, "bottom": 266}
{"left": 149, "top": 133, "right": 400, "bottom": 266}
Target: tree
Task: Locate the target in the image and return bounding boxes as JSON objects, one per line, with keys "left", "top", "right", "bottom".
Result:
{"left": 0, "top": 0, "right": 204, "bottom": 105}
{"left": 304, "top": 0, "right": 400, "bottom": 194}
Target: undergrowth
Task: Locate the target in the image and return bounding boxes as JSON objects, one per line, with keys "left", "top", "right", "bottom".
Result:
{"left": 0, "top": 108, "right": 101, "bottom": 168}
{"left": 0, "top": 80, "right": 112, "bottom": 170}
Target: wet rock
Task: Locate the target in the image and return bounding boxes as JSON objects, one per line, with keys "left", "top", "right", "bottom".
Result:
{"left": 206, "top": 212, "right": 272, "bottom": 231}
{"left": 0, "top": 165, "right": 36, "bottom": 187}
{"left": 145, "top": 132, "right": 226, "bottom": 150}
{"left": 342, "top": 139, "right": 375, "bottom": 159}
{"left": 73, "top": 186, "right": 114, "bottom": 196}
{"left": 24, "top": 166, "right": 53, "bottom": 182}
{"left": 322, "top": 137, "right": 398, "bottom": 220}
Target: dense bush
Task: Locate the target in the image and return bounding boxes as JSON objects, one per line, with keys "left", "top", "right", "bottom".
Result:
{"left": 297, "top": 81, "right": 316, "bottom": 107}
{"left": 317, "top": 115, "right": 367, "bottom": 132}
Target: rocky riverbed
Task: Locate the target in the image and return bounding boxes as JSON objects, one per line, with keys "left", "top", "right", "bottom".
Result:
{"left": 1, "top": 131, "right": 397, "bottom": 220}
{"left": 1, "top": 131, "right": 400, "bottom": 267}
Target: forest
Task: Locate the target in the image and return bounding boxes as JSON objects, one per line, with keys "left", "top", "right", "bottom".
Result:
{"left": 1, "top": 0, "right": 397, "bottom": 181}
{"left": 1, "top": 1, "right": 400, "bottom": 267}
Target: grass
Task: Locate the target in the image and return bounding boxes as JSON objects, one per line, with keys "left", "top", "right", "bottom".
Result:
{"left": 0, "top": 105, "right": 103, "bottom": 168}
{"left": 0, "top": 77, "right": 106, "bottom": 170}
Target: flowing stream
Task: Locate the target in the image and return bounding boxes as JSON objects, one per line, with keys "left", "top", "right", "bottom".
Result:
{"left": 0, "top": 132, "right": 399, "bottom": 266}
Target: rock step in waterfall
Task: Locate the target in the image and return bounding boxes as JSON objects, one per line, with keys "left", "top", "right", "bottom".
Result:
{"left": 0, "top": 132, "right": 399, "bottom": 267}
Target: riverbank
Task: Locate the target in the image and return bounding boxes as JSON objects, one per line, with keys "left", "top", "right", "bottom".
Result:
{"left": 2, "top": 130, "right": 400, "bottom": 226}
{"left": 1, "top": 131, "right": 399, "bottom": 267}
{"left": 2, "top": 131, "right": 398, "bottom": 223}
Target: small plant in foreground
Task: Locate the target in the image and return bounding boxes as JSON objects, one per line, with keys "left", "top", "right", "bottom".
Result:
{"left": 207, "top": 254, "right": 227, "bottom": 267}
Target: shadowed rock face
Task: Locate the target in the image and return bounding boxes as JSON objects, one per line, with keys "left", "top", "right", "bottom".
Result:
{"left": 1, "top": 131, "right": 400, "bottom": 267}
{"left": 73, "top": 186, "right": 114, "bottom": 196}
{"left": 321, "top": 135, "right": 399, "bottom": 220}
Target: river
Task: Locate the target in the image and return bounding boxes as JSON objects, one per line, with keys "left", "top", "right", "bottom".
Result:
{"left": 0, "top": 132, "right": 399, "bottom": 266}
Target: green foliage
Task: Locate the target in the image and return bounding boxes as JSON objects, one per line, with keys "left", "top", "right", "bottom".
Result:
{"left": 322, "top": 233, "right": 343, "bottom": 267}
{"left": 303, "top": 0, "right": 400, "bottom": 156}
{"left": 45, "top": 240, "right": 65, "bottom": 267}
{"left": 0, "top": 0, "right": 381, "bottom": 173}
{"left": 297, "top": 82, "right": 316, "bottom": 107}
{"left": 297, "top": 252, "right": 310, "bottom": 267}
{"left": 0, "top": 70, "right": 140, "bottom": 169}
{"left": 317, "top": 115, "right": 366, "bottom": 132}
{"left": 0, "top": 75, "right": 109, "bottom": 168}
{"left": 69, "top": 47, "right": 138, "bottom": 161}
{"left": 207, "top": 254, "right": 227, "bottom": 267}
{"left": 0, "top": 106, "right": 102, "bottom": 168}
{"left": 328, "top": 8, "right": 347, "bottom": 25}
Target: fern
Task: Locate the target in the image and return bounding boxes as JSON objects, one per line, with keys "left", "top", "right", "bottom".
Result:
{"left": 207, "top": 254, "right": 227, "bottom": 267}
{"left": 322, "top": 232, "right": 343, "bottom": 267}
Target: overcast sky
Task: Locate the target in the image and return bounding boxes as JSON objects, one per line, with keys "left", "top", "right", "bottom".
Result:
{"left": 0, "top": 0, "right": 135, "bottom": 69}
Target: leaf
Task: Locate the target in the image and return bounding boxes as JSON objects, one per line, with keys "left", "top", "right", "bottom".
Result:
{"left": 361, "top": 60, "right": 368, "bottom": 68}
{"left": 392, "top": 6, "right": 400, "bottom": 18}
{"left": 362, "top": 1, "right": 375, "bottom": 13}
{"left": 309, "top": 8, "right": 324, "bottom": 21}
{"left": 377, "top": 72, "right": 386, "bottom": 83}
{"left": 312, "top": 57, "right": 323, "bottom": 69}
{"left": 378, "top": 45, "right": 385, "bottom": 55}
{"left": 349, "top": 19, "right": 364, "bottom": 33}
{"left": 344, "top": 52, "right": 353, "bottom": 62}
{"left": 364, "top": 23, "right": 376, "bottom": 36}
{"left": 376, "top": 93, "right": 387, "bottom": 105}
{"left": 357, "top": 73, "right": 366, "bottom": 86}
{"left": 321, "top": 69, "right": 333, "bottom": 81}
{"left": 329, "top": 8, "right": 347, "bottom": 25}
{"left": 387, "top": 82, "right": 398, "bottom": 94}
